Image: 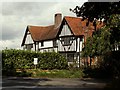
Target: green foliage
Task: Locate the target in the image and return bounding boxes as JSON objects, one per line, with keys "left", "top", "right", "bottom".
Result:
{"left": 83, "top": 67, "right": 110, "bottom": 79}
{"left": 2, "top": 49, "right": 68, "bottom": 76}
{"left": 108, "top": 14, "right": 120, "bottom": 29}
{"left": 82, "top": 14, "right": 120, "bottom": 79}
{"left": 82, "top": 14, "right": 120, "bottom": 57}
{"left": 28, "top": 69, "right": 84, "bottom": 78}
{"left": 102, "top": 51, "right": 120, "bottom": 78}
{"left": 108, "top": 14, "right": 120, "bottom": 50}
{"left": 83, "top": 52, "right": 120, "bottom": 79}
{"left": 38, "top": 52, "right": 68, "bottom": 70}
{"left": 71, "top": 2, "right": 120, "bottom": 22}
{"left": 82, "top": 26, "right": 111, "bottom": 57}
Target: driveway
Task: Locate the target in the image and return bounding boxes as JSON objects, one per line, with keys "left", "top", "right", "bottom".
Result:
{"left": 2, "top": 77, "right": 108, "bottom": 90}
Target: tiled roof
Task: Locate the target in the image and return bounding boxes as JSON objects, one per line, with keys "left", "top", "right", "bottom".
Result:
{"left": 22, "top": 15, "right": 104, "bottom": 46}
{"left": 64, "top": 16, "right": 104, "bottom": 37}
{"left": 28, "top": 25, "right": 59, "bottom": 41}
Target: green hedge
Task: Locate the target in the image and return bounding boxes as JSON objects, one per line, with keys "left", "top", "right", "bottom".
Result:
{"left": 2, "top": 49, "right": 68, "bottom": 71}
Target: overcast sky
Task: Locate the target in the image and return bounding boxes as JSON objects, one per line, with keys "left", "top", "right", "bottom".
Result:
{"left": 0, "top": 0, "right": 87, "bottom": 50}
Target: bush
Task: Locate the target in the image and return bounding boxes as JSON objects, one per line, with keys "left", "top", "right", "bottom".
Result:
{"left": 102, "top": 51, "right": 120, "bottom": 78}
{"left": 2, "top": 49, "right": 68, "bottom": 76}
{"left": 83, "top": 51, "right": 120, "bottom": 79}
{"left": 39, "top": 52, "right": 68, "bottom": 70}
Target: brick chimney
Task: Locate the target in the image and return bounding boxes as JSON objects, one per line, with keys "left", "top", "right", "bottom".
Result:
{"left": 54, "top": 13, "right": 62, "bottom": 28}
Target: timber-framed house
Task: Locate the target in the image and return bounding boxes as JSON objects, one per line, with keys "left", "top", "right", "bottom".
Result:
{"left": 21, "top": 13, "right": 104, "bottom": 67}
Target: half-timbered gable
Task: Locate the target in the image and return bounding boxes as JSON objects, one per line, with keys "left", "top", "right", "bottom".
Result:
{"left": 58, "top": 19, "right": 75, "bottom": 52}
{"left": 57, "top": 16, "right": 85, "bottom": 64}
{"left": 21, "top": 26, "right": 35, "bottom": 50}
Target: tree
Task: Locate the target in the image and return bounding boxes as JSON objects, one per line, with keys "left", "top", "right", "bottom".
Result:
{"left": 82, "top": 26, "right": 111, "bottom": 57}
{"left": 71, "top": 2, "right": 120, "bottom": 55}
{"left": 70, "top": 2, "right": 120, "bottom": 31}
{"left": 73, "top": 2, "right": 120, "bottom": 78}
{"left": 70, "top": 2, "right": 120, "bottom": 22}
{"left": 108, "top": 14, "right": 120, "bottom": 51}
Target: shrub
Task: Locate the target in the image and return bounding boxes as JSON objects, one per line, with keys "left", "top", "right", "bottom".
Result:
{"left": 2, "top": 49, "right": 68, "bottom": 76}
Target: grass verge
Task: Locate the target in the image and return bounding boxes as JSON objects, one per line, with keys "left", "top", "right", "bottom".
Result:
{"left": 16, "top": 69, "right": 84, "bottom": 78}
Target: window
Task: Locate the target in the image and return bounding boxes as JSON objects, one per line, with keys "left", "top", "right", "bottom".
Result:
{"left": 60, "top": 53, "right": 74, "bottom": 62}
{"left": 25, "top": 44, "right": 33, "bottom": 50}
{"left": 63, "top": 37, "right": 70, "bottom": 45}
{"left": 61, "top": 37, "right": 74, "bottom": 46}
{"left": 41, "top": 41, "right": 44, "bottom": 47}
{"left": 67, "top": 53, "right": 74, "bottom": 62}
{"left": 53, "top": 40, "right": 58, "bottom": 47}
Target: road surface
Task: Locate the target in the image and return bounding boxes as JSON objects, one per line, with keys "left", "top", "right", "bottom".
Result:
{"left": 2, "top": 77, "right": 108, "bottom": 90}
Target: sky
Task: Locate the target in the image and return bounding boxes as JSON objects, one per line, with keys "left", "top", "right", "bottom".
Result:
{"left": 0, "top": 0, "right": 87, "bottom": 50}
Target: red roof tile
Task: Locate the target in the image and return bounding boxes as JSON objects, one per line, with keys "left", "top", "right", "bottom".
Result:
{"left": 28, "top": 25, "right": 59, "bottom": 41}
{"left": 64, "top": 16, "right": 104, "bottom": 37}
{"left": 22, "top": 15, "right": 104, "bottom": 46}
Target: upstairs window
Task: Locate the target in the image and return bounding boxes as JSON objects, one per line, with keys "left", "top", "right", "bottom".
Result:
{"left": 61, "top": 37, "right": 74, "bottom": 46}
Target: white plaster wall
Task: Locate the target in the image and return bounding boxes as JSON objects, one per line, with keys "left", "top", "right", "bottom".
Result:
{"left": 39, "top": 41, "right": 53, "bottom": 49}
{"left": 77, "top": 38, "right": 80, "bottom": 52}
{"left": 58, "top": 24, "right": 76, "bottom": 52}
{"left": 25, "top": 34, "right": 34, "bottom": 44}
{"left": 58, "top": 40, "right": 64, "bottom": 51}
{"left": 58, "top": 39, "right": 76, "bottom": 52}
{"left": 31, "top": 44, "right": 35, "bottom": 51}
{"left": 60, "top": 25, "right": 73, "bottom": 36}
{"left": 69, "top": 40, "right": 76, "bottom": 51}
{"left": 38, "top": 40, "right": 58, "bottom": 52}
{"left": 80, "top": 41, "right": 83, "bottom": 52}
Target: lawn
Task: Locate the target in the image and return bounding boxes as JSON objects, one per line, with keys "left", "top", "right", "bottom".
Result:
{"left": 16, "top": 69, "right": 84, "bottom": 78}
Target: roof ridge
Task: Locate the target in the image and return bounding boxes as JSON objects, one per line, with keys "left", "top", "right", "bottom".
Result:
{"left": 28, "top": 24, "right": 54, "bottom": 28}
{"left": 64, "top": 16, "right": 82, "bottom": 19}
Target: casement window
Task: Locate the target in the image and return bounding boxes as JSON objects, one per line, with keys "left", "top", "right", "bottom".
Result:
{"left": 25, "top": 44, "right": 33, "bottom": 50}
{"left": 60, "top": 37, "right": 75, "bottom": 46}
{"left": 63, "top": 37, "right": 70, "bottom": 45}
{"left": 53, "top": 40, "right": 58, "bottom": 47}
{"left": 41, "top": 41, "right": 44, "bottom": 47}
{"left": 67, "top": 53, "right": 74, "bottom": 62}
{"left": 60, "top": 53, "right": 74, "bottom": 62}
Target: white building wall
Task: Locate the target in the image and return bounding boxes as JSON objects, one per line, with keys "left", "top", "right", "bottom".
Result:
{"left": 39, "top": 40, "right": 58, "bottom": 52}
{"left": 31, "top": 44, "right": 35, "bottom": 51}
{"left": 67, "top": 40, "right": 76, "bottom": 51}
{"left": 25, "top": 34, "right": 34, "bottom": 44}
{"left": 69, "top": 40, "right": 76, "bottom": 51}
{"left": 59, "top": 24, "right": 72, "bottom": 36}
{"left": 24, "top": 32, "right": 34, "bottom": 50}
{"left": 80, "top": 40, "right": 83, "bottom": 52}
{"left": 58, "top": 41, "right": 64, "bottom": 51}
{"left": 77, "top": 38, "right": 80, "bottom": 52}
{"left": 58, "top": 39, "right": 76, "bottom": 52}
{"left": 76, "top": 37, "right": 84, "bottom": 52}
{"left": 58, "top": 23, "right": 75, "bottom": 52}
{"left": 39, "top": 41, "right": 53, "bottom": 49}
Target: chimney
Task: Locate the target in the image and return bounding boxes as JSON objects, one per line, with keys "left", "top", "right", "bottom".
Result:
{"left": 54, "top": 13, "right": 62, "bottom": 28}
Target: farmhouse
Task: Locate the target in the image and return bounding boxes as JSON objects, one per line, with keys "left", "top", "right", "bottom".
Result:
{"left": 21, "top": 13, "right": 104, "bottom": 67}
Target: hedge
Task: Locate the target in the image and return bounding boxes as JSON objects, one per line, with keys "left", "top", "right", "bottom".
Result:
{"left": 2, "top": 49, "right": 68, "bottom": 72}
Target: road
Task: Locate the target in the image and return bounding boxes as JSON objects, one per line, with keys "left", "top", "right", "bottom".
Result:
{"left": 2, "top": 77, "right": 108, "bottom": 90}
